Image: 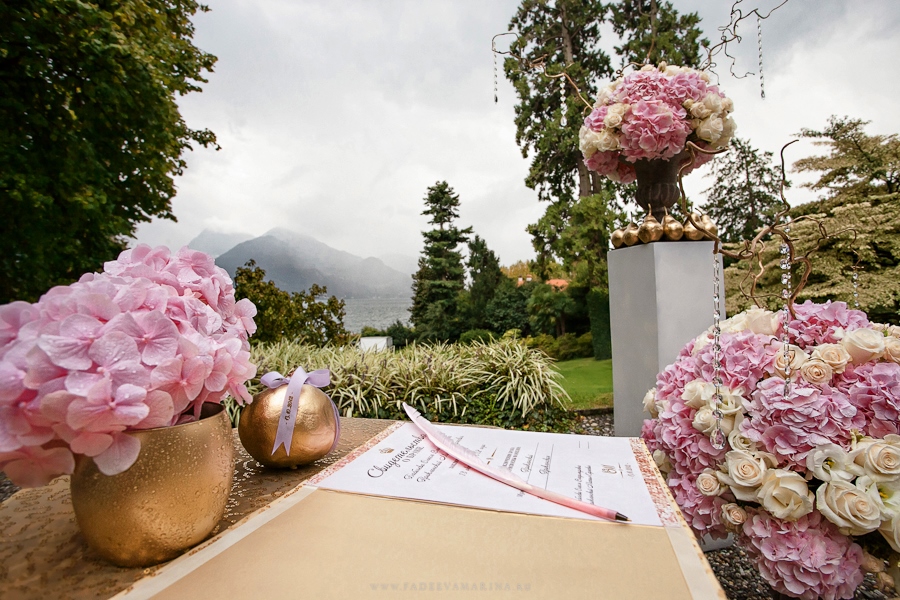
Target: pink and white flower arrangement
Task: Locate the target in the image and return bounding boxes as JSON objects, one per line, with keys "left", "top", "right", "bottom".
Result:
{"left": 579, "top": 63, "right": 736, "bottom": 183}
{"left": 0, "top": 245, "right": 257, "bottom": 487}
{"left": 642, "top": 301, "right": 900, "bottom": 600}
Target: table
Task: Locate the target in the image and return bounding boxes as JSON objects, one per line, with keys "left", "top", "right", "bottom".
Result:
{"left": 0, "top": 419, "right": 725, "bottom": 599}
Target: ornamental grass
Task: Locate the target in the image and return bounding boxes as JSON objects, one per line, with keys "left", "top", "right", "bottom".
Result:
{"left": 229, "top": 339, "right": 571, "bottom": 431}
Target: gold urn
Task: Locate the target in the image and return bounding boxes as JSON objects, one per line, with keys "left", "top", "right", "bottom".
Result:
{"left": 69, "top": 404, "right": 234, "bottom": 567}
{"left": 238, "top": 384, "right": 340, "bottom": 468}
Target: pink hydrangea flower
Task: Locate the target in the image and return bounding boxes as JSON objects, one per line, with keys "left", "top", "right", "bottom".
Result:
{"left": 787, "top": 300, "right": 869, "bottom": 349}
{"left": 741, "top": 510, "right": 864, "bottom": 600}
{"left": 0, "top": 246, "right": 257, "bottom": 486}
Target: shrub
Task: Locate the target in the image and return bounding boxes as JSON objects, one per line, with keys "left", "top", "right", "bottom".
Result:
{"left": 522, "top": 332, "right": 594, "bottom": 361}
{"left": 459, "top": 329, "right": 495, "bottom": 344}
{"left": 231, "top": 339, "right": 572, "bottom": 431}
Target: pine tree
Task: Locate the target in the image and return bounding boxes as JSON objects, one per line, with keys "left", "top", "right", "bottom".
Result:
{"left": 410, "top": 182, "right": 472, "bottom": 341}
{"left": 466, "top": 235, "right": 504, "bottom": 329}
{"left": 702, "top": 137, "right": 785, "bottom": 243}
{"left": 608, "top": 0, "right": 708, "bottom": 69}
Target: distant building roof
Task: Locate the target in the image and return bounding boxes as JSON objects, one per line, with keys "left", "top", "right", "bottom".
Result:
{"left": 546, "top": 279, "right": 569, "bottom": 290}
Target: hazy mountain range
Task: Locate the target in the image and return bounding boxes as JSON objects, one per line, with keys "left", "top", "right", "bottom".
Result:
{"left": 189, "top": 228, "right": 415, "bottom": 299}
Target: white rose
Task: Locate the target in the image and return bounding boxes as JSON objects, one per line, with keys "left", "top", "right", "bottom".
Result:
{"left": 696, "top": 469, "right": 725, "bottom": 496}
{"left": 879, "top": 514, "right": 900, "bottom": 553}
{"left": 811, "top": 343, "right": 852, "bottom": 374}
{"left": 717, "top": 387, "right": 746, "bottom": 415}
{"left": 682, "top": 380, "right": 714, "bottom": 409}
{"left": 728, "top": 423, "right": 758, "bottom": 453}
{"left": 742, "top": 307, "right": 779, "bottom": 336}
{"left": 604, "top": 103, "right": 628, "bottom": 128}
{"left": 806, "top": 443, "right": 861, "bottom": 482}
{"left": 842, "top": 328, "right": 886, "bottom": 364}
{"left": 884, "top": 337, "right": 900, "bottom": 364}
{"left": 799, "top": 358, "right": 834, "bottom": 386}
{"left": 701, "top": 92, "right": 723, "bottom": 115}
{"left": 757, "top": 469, "right": 815, "bottom": 521}
{"left": 857, "top": 475, "right": 900, "bottom": 518}
{"left": 853, "top": 434, "right": 900, "bottom": 482}
{"left": 691, "top": 328, "right": 713, "bottom": 355}
{"left": 689, "top": 101, "right": 711, "bottom": 119}
{"left": 663, "top": 65, "right": 685, "bottom": 77}
{"left": 643, "top": 388, "right": 659, "bottom": 417}
{"left": 816, "top": 479, "right": 883, "bottom": 535}
{"left": 699, "top": 71, "right": 711, "bottom": 83}
{"left": 595, "top": 129, "right": 620, "bottom": 152}
{"left": 653, "top": 450, "right": 673, "bottom": 477}
{"left": 578, "top": 126, "right": 600, "bottom": 158}
{"left": 692, "top": 406, "right": 716, "bottom": 435}
{"left": 721, "top": 97, "right": 735, "bottom": 113}
{"left": 772, "top": 344, "right": 809, "bottom": 379}
{"left": 717, "top": 449, "right": 777, "bottom": 501}
{"left": 720, "top": 313, "right": 749, "bottom": 333}
{"left": 716, "top": 116, "right": 737, "bottom": 149}
{"left": 720, "top": 503, "right": 748, "bottom": 529}
{"left": 696, "top": 116, "right": 724, "bottom": 143}
{"left": 889, "top": 326, "right": 900, "bottom": 339}
{"left": 640, "top": 64, "right": 655, "bottom": 72}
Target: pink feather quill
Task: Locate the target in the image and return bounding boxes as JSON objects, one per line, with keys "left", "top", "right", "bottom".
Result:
{"left": 402, "top": 403, "right": 629, "bottom": 522}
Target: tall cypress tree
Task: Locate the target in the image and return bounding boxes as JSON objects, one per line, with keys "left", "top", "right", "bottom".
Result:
{"left": 466, "top": 235, "right": 504, "bottom": 330}
{"left": 410, "top": 182, "right": 472, "bottom": 341}
{"left": 608, "top": 0, "right": 708, "bottom": 69}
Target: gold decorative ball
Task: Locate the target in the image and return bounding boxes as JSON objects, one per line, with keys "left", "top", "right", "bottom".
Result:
{"left": 611, "top": 228, "right": 625, "bottom": 248}
{"left": 238, "top": 385, "right": 339, "bottom": 468}
{"left": 622, "top": 222, "right": 640, "bottom": 246}
{"left": 662, "top": 214, "right": 683, "bottom": 241}
{"left": 638, "top": 214, "right": 664, "bottom": 244}
{"left": 683, "top": 214, "right": 705, "bottom": 241}
{"left": 700, "top": 214, "right": 719, "bottom": 237}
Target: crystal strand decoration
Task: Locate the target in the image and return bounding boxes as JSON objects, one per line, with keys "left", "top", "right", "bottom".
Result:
{"left": 780, "top": 228, "right": 792, "bottom": 398}
{"left": 711, "top": 251, "right": 726, "bottom": 450}
{"left": 493, "top": 50, "right": 498, "bottom": 104}
{"left": 852, "top": 267, "right": 860, "bottom": 309}
{"left": 559, "top": 76, "right": 567, "bottom": 127}
{"left": 757, "top": 14, "right": 765, "bottom": 99}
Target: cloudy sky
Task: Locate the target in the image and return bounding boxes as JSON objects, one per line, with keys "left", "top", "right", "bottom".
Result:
{"left": 134, "top": 0, "right": 900, "bottom": 268}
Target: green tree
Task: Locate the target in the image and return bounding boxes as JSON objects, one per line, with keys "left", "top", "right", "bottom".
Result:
{"left": 234, "top": 261, "right": 349, "bottom": 346}
{"left": 794, "top": 116, "right": 900, "bottom": 197}
{"left": 557, "top": 188, "right": 621, "bottom": 287}
{"left": 608, "top": 0, "right": 708, "bottom": 68}
{"left": 722, "top": 118, "right": 900, "bottom": 323}
{"left": 485, "top": 278, "right": 530, "bottom": 334}
{"left": 527, "top": 283, "right": 576, "bottom": 337}
{"left": 410, "top": 182, "right": 472, "bottom": 341}
{"left": 0, "top": 0, "right": 218, "bottom": 303}
{"left": 466, "top": 235, "right": 504, "bottom": 329}
{"left": 702, "top": 137, "right": 785, "bottom": 243}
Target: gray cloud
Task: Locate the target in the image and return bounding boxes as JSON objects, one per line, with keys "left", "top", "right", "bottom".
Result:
{"left": 137, "top": 0, "right": 900, "bottom": 265}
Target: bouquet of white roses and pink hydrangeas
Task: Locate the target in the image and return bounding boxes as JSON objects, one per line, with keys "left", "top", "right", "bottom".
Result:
{"left": 642, "top": 300, "right": 900, "bottom": 600}
{"left": 0, "top": 245, "right": 258, "bottom": 487}
{"left": 579, "top": 63, "right": 736, "bottom": 184}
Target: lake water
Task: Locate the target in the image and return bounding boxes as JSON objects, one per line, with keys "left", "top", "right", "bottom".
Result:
{"left": 342, "top": 297, "right": 412, "bottom": 333}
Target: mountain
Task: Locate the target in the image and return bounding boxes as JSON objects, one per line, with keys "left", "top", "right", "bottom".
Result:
{"left": 215, "top": 228, "right": 412, "bottom": 299}
{"left": 378, "top": 252, "right": 419, "bottom": 276}
{"left": 187, "top": 229, "right": 254, "bottom": 258}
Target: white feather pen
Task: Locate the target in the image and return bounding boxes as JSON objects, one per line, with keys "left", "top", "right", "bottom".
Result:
{"left": 402, "top": 403, "right": 629, "bottom": 522}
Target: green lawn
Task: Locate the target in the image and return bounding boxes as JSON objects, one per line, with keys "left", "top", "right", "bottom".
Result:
{"left": 553, "top": 357, "right": 613, "bottom": 411}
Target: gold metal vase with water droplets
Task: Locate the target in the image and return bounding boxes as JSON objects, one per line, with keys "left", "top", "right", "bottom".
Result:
{"left": 69, "top": 404, "right": 234, "bottom": 567}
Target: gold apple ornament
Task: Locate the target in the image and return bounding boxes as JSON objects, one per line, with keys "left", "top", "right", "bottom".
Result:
{"left": 238, "top": 368, "right": 341, "bottom": 468}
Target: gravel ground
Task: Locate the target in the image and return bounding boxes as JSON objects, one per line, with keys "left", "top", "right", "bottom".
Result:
{"left": 574, "top": 412, "right": 894, "bottom": 600}
{"left": 1, "top": 415, "right": 895, "bottom": 599}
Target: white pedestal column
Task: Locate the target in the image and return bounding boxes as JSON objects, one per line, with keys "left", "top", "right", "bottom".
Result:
{"left": 608, "top": 241, "right": 725, "bottom": 437}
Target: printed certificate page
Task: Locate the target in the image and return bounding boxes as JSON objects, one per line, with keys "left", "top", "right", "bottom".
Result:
{"left": 313, "top": 423, "right": 663, "bottom": 527}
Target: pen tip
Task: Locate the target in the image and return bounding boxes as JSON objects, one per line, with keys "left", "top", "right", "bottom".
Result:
{"left": 615, "top": 512, "right": 630, "bottom": 522}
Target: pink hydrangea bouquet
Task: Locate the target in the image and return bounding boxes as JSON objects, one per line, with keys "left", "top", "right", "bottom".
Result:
{"left": 579, "top": 63, "right": 736, "bottom": 183}
{"left": 0, "top": 245, "right": 258, "bottom": 487}
{"left": 642, "top": 300, "right": 900, "bottom": 599}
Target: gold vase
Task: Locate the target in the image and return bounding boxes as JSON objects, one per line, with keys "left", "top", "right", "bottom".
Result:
{"left": 70, "top": 404, "right": 234, "bottom": 567}
{"left": 238, "top": 384, "right": 339, "bottom": 468}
